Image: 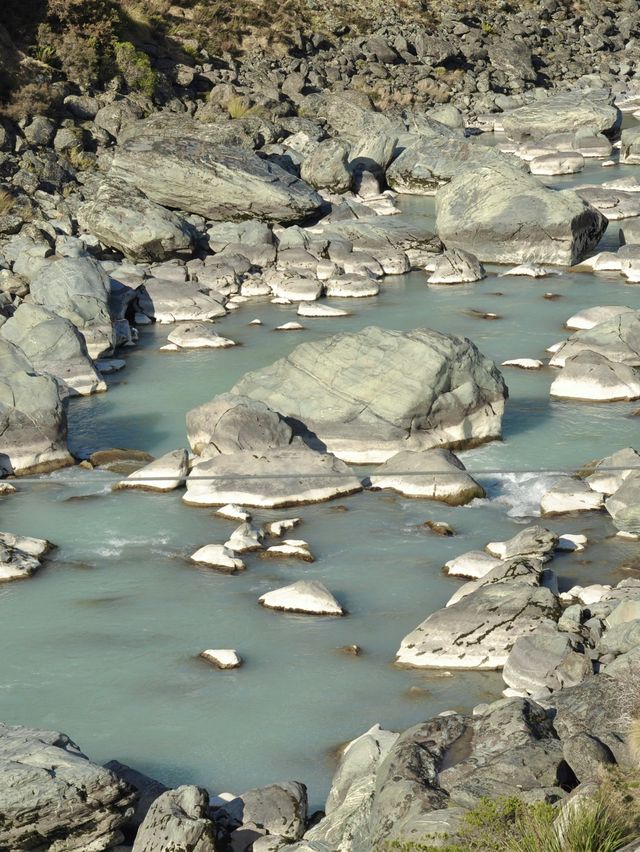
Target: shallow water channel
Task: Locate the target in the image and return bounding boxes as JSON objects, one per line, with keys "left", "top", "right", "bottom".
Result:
{"left": 1, "top": 157, "right": 639, "bottom": 808}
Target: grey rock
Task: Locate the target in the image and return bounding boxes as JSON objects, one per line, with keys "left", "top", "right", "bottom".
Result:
{"left": 550, "top": 311, "right": 640, "bottom": 368}
{"left": 562, "top": 733, "right": 615, "bottom": 782}
{"left": 231, "top": 326, "right": 507, "bottom": 464}
{"left": 0, "top": 302, "right": 106, "bottom": 396}
{"left": 427, "top": 249, "right": 485, "bottom": 284}
{"left": 187, "top": 393, "right": 293, "bottom": 456}
{"left": 78, "top": 179, "right": 195, "bottom": 262}
{"left": 503, "top": 629, "right": 592, "bottom": 694}
{"left": 549, "top": 351, "right": 640, "bottom": 402}
{"left": 29, "top": 255, "right": 115, "bottom": 358}
{"left": 387, "top": 129, "right": 517, "bottom": 195}
{"left": 0, "top": 722, "right": 135, "bottom": 851}
{"left": 131, "top": 785, "right": 217, "bottom": 852}
{"left": 502, "top": 90, "right": 620, "bottom": 142}
{"left": 598, "top": 619, "right": 640, "bottom": 657}
{"left": 435, "top": 160, "right": 607, "bottom": 265}
{"left": 396, "top": 559, "right": 561, "bottom": 668}
{"left": 486, "top": 526, "right": 558, "bottom": 561}
{"left": 228, "top": 782, "right": 307, "bottom": 842}
{"left": 0, "top": 339, "right": 71, "bottom": 474}
{"left": 139, "top": 278, "right": 226, "bottom": 323}
{"left": 488, "top": 40, "right": 536, "bottom": 83}
{"left": 621, "top": 127, "right": 640, "bottom": 165}
{"left": 301, "top": 139, "right": 351, "bottom": 193}
{"left": 111, "top": 131, "right": 322, "bottom": 224}
{"left": 605, "top": 471, "right": 640, "bottom": 535}
{"left": 104, "top": 760, "right": 168, "bottom": 830}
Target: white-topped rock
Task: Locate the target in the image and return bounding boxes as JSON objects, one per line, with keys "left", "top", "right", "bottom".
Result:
{"left": 586, "top": 448, "right": 640, "bottom": 495}
{"left": 166, "top": 324, "right": 237, "bottom": 350}
{"left": 529, "top": 152, "right": 584, "bottom": 175}
{"left": 560, "top": 584, "right": 611, "bottom": 606}
{"left": 275, "top": 322, "right": 304, "bottom": 331}
{"left": 540, "top": 477, "right": 604, "bottom": 515}
{"left": 200, "top": 649, "right": 242, "bottom": 670}
{"left": 259, "top": 580, "right": 345, "bottom": 615}
{"left": 297, "top": 303, "right": 349, "bottom": 318}
{"left": 501, "top": 358, "right": 543, "bottom": 369}
{"left": 224, "top": 522, "right": 263, "bottom": 553}
{"left": 215, "top": 504, "right": 251, "bottom": 522}
{"left": 485, "top": 526, "right": 558, "bottom": 561}
{"left": 369, "top": 448, "right": 484, "bottom": 505}
{"left": 263, "top": 539, "right": 314, "bottom": 562}
{"left": 190, "top": 544, "right": 245, "bottom": 573}
{"left": 271, "top": 278, "right": 323, "bottom": 302}
{"left": 443, "top": 550, "right": 502, "bottom": 579}
{"left": 262, "top": 518, "right": 301, "bottom": 537}
{"left": 557, "top": 533, "right": 588, "bottom": 551}
{"left": 565, "top": 305, "right": 635, "bottom": 331}
{"left": 114, "top": 449, "right": 189, "bottom": 492}
{"left": 550, "top": 351, "right": 640, "bottom": 402}
{"left": 499, "top": 264, "right": 561, "bottom": 278}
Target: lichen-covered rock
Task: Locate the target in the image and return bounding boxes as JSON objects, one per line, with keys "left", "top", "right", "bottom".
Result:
{"left": 0, "top": 340, "right": 72, "bottom": 474}
{"left": 435, "top": 161, "right": 607, "bottom": 265}
{"left": 131, "top": 785, "right": 218, "bottom": 852}
{"left": 231, "top": 326, "right": 508, "bottom": 463}
{"left": 187, "top": 393, "right": 293, "bottom": 456}
{"left": 0, "top": 722, "right": 135, "bottom": 851}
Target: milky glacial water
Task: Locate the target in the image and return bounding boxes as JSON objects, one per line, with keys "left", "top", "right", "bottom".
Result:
{"left": 1, "top": 160, "right": 640, "bottom": 809}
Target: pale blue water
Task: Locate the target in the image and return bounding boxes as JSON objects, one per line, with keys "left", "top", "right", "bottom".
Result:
{"left": 0, "top": 158, "right": 639, "bottom": 808}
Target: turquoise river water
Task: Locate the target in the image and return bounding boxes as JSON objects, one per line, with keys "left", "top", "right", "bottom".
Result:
{"left": 0, "top": 157, "right": 639, "bottom": 808}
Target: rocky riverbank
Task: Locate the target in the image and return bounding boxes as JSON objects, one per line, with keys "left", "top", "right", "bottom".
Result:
{"left": 1, "top": 0, "right": 640, "bottom": 849}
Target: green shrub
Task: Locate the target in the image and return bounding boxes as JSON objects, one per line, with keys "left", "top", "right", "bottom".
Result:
{"left": 113, "top": 40, "right": 156, "bottom": 96}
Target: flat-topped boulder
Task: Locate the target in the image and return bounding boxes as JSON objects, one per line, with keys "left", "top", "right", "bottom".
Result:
{"left": 369, "top": 448, "right": 484, "bottom": 505}
{"left": 0, "top": 302, "right": 106, "bottom": 397}
{"left": 77, "top": 178, "right": 194, "bottom": 262}
{"left": 396, "top": 558, "right": 560, "bottom": 669}
{"left": 0, "top": 722, "right": 134, "bottom": 851}
{"left": 259, "top": 579, "right": 345, "bottom": 615}
{"left": 502, "top": 90, "right": 620, "bottom": 142}
{"left": 29, "top": 255, "right": 114, "bottom": 358}
{"left": 435, "top": 160, "right": 607, "bottom": 265}
{"left": 565, "top": 305, "right": 634, "bottom": 331}
{"left": 184, "top": 445, "right": 362, "bottom": 508}
{"left": 0, "top": 340, "right": 72, "bottom": 475}
{"left": 231, "top": 326, "right": 507, "bottom": 463}
{"left": 111, "top": 133, "right": 323, "bottom": 224}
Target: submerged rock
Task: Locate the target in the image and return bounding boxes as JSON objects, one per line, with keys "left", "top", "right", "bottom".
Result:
{"left": 435, "top": 161, "right": 607, "bottom": 265}
{"left": 231, "top": 326, "right": 508, "bottom": 463}
{"left": 369, "top": 448, "right": 484, "bottom": 505}
{"left": 259, "top": 580, "right": 345, "bottom": 615}
{"left": 0, "top": 722, "right": 134, "bottom": 851}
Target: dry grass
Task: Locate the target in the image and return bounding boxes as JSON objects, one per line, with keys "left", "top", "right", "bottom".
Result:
{"left": 0, "top": 189, "right": 15, "bottom": 215}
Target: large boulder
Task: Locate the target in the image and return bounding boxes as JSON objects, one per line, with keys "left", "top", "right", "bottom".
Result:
{"left": 131, "top": 785, "right": 217, "bottom": 852}
{"left": 231, "top": 326, "right": 508, "bottom": 463}
{"left": 0, "top": 302, "right": 106, "bottom": 396}
{"left": 0, "top": 340, "right": 71, "bottom": 474}
{"left": 77, "top": 179, "right": 195, "bottom": 262}
{"left": 0, "top": 722, "right": 135, "bottom": 851}
{"left": 396, "top": 558, "right": 561, "bottom": 668}
{"left": 138, "top": 278, "right": 227, "bottom": 324}
{"left": 435, "top": 161, "right": 608, "bottom": 265}
{"left": 502, "top": 90, "right": 620, "bottom": 142}
{"left": 29, "top": 255, "right": 115, "bottom": 357}
{"left": 502, "top": 628, "right": 592, "bottom": 695}
{"left": 110, "top": 131, "right": 323, "bottom": 224}
{"left": 369, "top": 448, "right": 484, "bottom": 504}
{"left": 605, "top": 472, "right": 640, "bottom": 536}
{"left": 387, "top": 130, "right": 519, "bottom": 195}
{"left": 187, "top": 393, "right": 293, "bottom": 455}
